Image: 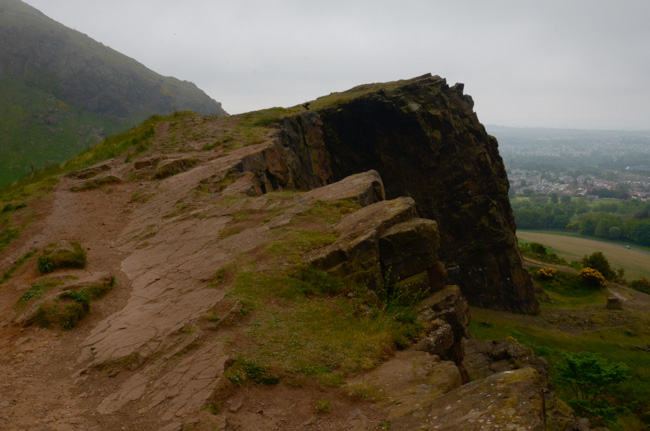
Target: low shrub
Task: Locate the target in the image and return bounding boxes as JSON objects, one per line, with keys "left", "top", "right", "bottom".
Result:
{"left": 536, "top": 267, "right": 557, "bottom": 280}
{"left": 580, "top": 251, "right": 615, "bottom": 280}
{"left": 579, "top": 267, "right": 607, "bottom": 288}
{"left": 629, "top": 278, "right": 650, "bottom": 294}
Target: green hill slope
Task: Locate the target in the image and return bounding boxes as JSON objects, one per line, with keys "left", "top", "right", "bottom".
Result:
{"left": 0, "top": 0, "right": 226, "bottom": 188}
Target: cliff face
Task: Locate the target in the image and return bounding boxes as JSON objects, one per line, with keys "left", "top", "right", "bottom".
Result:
{"left": 278, "top": 74, "right": 538, "bottom": 313}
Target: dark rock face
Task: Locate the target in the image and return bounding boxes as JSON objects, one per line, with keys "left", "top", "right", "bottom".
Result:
{"left": 278, "top": 74, "right": 538, "bottom": 313}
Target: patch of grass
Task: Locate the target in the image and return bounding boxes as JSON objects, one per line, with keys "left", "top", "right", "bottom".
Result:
{"left": 1, "top": 203, "right": 26, "bottom": 213}
{"left": 0, "top": 227, "right": 19, "bottom": 253}
{"left": 530, "top": 267, "right": 607, "bottom": 309}
{"left": 33, "top": 278, "right": 114, "bottom": 329}
{"left": 315, "top": 399, "right": 330, "bottom": 413}
{"left": 519, "top": 240, "right": 569, "bottom": 265}
{"left": 37, "top": 241, "right": 87, "bottom": 274}
{"left": 17, "top": 278, "right": 63, "bottom": 304}
{"left": 343, "top": 382, "right": 381, "bottom": 401}
{"left": 229, "top": 267, "right": 421, "bottom": 382}
{"left": 298, "top": 199, "right": 361, "bottom": 224}
{"left": 225, "top": 357, "right": 280, "bottom": 386}
{"left": 0, "top": 249, "right": 37, "bottom": 286}
{"left": 307, "top": 79, "right": 410, "bottom": 111}
{"left": 266, "top": 229, "right": 338, "bottom": 263}
{"left": 230, "top": 107, "right": 297, "bottom": 148}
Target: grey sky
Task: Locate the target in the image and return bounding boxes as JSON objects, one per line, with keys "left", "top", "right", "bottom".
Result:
{"left": 21, "top": 0, "right": 650, "bottom": 130}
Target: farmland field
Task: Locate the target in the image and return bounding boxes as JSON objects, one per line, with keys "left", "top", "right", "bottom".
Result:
{"left": 517, "top": 230, "right": 650, "bottom": 280}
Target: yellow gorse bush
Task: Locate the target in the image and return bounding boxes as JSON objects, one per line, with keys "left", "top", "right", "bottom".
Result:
{"left": 579, "top": 267, "right": 606, "bottom": 288}
{"left": 536, "top": 267, "right": 557, "bottom": 280}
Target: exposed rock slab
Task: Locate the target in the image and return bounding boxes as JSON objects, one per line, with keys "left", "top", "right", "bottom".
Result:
{"left": 354, "top": 351, "right": 462, "bottom": 426}
{"left": 421, "top": 368, "right": 545, "bottom": 431}
{"left": 462, "top": 337, "right": 549, "bottom": 384}
{"left": 299, "top": 169, "right": 385, "bottom": 207}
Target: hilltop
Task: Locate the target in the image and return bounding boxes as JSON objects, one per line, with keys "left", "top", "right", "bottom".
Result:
{"left": 0, "top": 0, "right": 226, "bottom": 188}
{"left": 0, "top": 75, "right": 606, "bottom": 430}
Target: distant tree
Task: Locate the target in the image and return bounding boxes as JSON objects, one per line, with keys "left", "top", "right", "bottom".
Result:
{"left": 579, "top": 216, "right": 597, "bottom": 236}
{"left": 580, "top": 251, "right": 615, "bottom": 280}
{"left": 550, "top": 193, "right": 559, "bottom": 204}
{"left": 608, "top": 226, "right": 621, "bottom": 239}
{"left": 594, "top": 214, "right": 623, "bottom": 239}
{"left": 551, "top": 215, "right": 570, "bottom": 229}
{"left": 531, "top": 196, "right": 549, "bottom": 205}
{"left": 560, "top": 195, "right": 572, "bottom": 204}
{"left": 631, "top": 221, "right": 650, "bottom": 246}
{"left": 633, "top": 210, "right": 649, "bottom": 220}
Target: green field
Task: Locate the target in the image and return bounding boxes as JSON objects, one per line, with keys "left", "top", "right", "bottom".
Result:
{"left": 518, "top": 231, "right": 650, "bottom": 280}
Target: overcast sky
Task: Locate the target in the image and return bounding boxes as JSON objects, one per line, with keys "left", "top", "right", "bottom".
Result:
{"left": 21, "top": 0, "right": 650, "bottom": 130}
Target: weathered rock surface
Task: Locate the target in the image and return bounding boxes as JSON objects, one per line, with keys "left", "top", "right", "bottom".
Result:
{"left": 415, "top": 286, "right": 471, "bottom": 369}
{"left": 278, "top": 74, "right": 538, "bottom": 313}
{"left": 606, "top": 296, "right": 623, "bottom": 310}
{"left": 353, "top": 351, "right": 462, "bottom": 426}
{"left": 422, "top": 368, "right": 546, "bottom": 431}
{"left": 462, "top": 337, "right": 549, "bottom": 384}
{"left": 299, "top": 169, "right": 385, "bottom": 206}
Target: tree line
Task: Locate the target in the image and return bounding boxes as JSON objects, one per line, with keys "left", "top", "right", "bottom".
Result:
{"left": 512, "top": 195, "right": 650, "bottom": 246}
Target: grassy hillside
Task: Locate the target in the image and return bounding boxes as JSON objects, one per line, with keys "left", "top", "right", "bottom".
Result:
{"left": 0, "top": 78, "right": 129, "bottom": 187}
{"left": 0, "top": 0, "right": 225, "bottom": 187}
{"left": 471, "top": 267, "right": 650, "bottom": 430}
{"left": 518, "top": 231, "right": 650, "bottom": 279}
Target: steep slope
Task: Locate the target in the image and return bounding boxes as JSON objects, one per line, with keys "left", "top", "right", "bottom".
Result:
{"left": 0, "top": 77, "right": 550, "bottom": 430}
{"left": 0, "top": 0, "right": 226, "bottom": 187}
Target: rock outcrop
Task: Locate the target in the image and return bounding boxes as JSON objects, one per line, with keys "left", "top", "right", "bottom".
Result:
{"left": 277, "top": 74, "right": 538, "bottom": 313}
{"left": 0, "top": 75, "right": 550, "bottom": 430}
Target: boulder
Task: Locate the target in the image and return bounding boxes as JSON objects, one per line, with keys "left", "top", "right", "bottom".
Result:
{"left": 606, "top": 296, "right": 623, "bottom": 310}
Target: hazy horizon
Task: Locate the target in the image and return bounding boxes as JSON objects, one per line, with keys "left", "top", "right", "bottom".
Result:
{"left": 19, "top": 0, "right": 650, "bottom": 131}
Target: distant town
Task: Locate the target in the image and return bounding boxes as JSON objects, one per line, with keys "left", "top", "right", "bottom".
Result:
{"left": 488, "top": 125, "right": 650, "bottom": 201}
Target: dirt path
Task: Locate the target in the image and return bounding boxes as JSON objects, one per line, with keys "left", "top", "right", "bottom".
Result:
{"left": 0, "top": 177, "right": 140, "bottom": 430}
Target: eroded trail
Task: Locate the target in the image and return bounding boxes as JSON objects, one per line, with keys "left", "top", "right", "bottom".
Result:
{"left": 0, "top": 177, "right": 138, "bottom": 430}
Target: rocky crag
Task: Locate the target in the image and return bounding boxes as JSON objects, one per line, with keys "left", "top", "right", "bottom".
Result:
{"left": 276, "top": 74, "right": 538, "bottom": 313}
{"left": 0, "top": 76, "right": 558, "bottom": 430}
